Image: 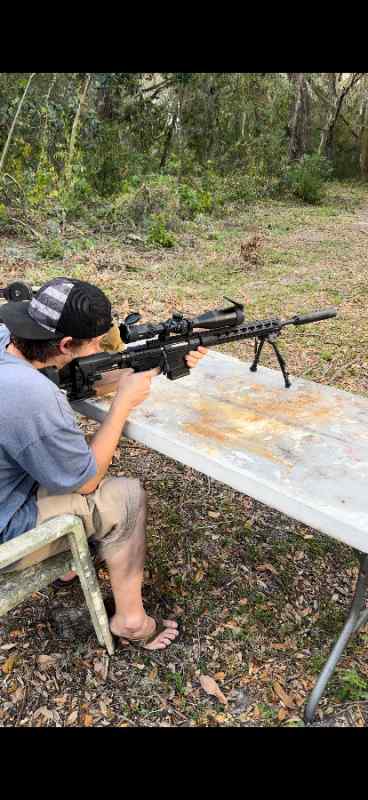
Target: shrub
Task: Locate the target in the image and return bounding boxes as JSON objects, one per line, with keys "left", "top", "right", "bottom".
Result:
{"left": 283, "top": 153, "right": 332, "bottom": 204}
{"left": 37, "top": 237, "right": 64, "bottom": 259}
{"left": 0, "top": 202, "right": 9, "bottom": 221}
{"left": 178, "top": 183, "right": 214, "bottom": 218}
{"left": 148, "top": 215, "right": 175, "bottom": 248}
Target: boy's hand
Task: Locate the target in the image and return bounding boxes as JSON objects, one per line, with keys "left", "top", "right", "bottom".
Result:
{"left": 115, "top": 367, "right": 160, "bottom": 410}
{"left": 185, "top": 346, "right": 208, "bottom": 369}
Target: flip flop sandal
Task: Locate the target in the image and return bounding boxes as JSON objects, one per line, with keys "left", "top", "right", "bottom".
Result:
{"left": 111, "top": 617, "right": 176, "bottom": 650}
{"left": 51, "top": 575, "right": 79, "bottom": 590}
{"left": 51, "top": 540, "right": 99, "bottom": 591}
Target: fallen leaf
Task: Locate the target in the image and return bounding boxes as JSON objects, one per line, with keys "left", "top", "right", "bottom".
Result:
{"left": 33, "top": 706, "right": 54, "bottom": 721}
{"left": 1, "top": 654, "right": 18, "bottom": 674}
{"left": 256, "top": 563, "right": 278, "bottom": 575}
{"left": 199, "top": 675, "right": 228, "bottom": 705}
{"left": 37, "top": 654, "right": 60, "bottom": 671}
{"left": 55, "top": 694, "right": 67, "bottom": 706}
{"left": 278, "top": 708, "right": 288, "bottom": 721}
{"left": 67, "top": 710, "right": 79, "bottom": 724}
{"left": 83, "top": 714, "right": 93, "bottom": 726}
{"left": 273, "top": 681, "right": 295, "bottom": 709}
{"left": 99, "top": 700, "right": 111, "bottom": 717}
{"left": 12, "top": 687, "right": 25, "bottom": 703}
{"left": 270, "top": 642, "right": 290, "bottom": 651}
{"left": 214, "top": 713, "right": 227, "bottom": 723}
{"left": 0, "top": 643, "right": 18, "bottom": 651}
{"left": 214, "top": 671, "right": 226, "bottom": 682}
{"left": 223, "top": 620, "right": 242, "bottom": 633}
{"left": 93, "top": 658, "right": 109, "bottom": 680}
{"left": 208, "top": 511, "right": 220, "bottom": 519}
{"left": 9, "top": 629, "right": 24, "bottom": 639}
{"left": 194, "top": 569, "right": 204, "bottom": 582}
{"left": 148, "top": 666, "right": 158, "bottom": 681}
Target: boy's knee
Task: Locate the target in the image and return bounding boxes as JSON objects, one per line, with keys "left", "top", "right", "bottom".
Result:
{"left": 94, "top": 477, "right": 146, "bottom": 559}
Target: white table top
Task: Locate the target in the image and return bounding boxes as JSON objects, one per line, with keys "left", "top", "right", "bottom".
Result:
{"left": 71, "top": 351, "right": 368, "bottom": 554}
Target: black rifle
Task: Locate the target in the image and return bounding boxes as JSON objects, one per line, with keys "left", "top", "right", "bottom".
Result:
{"left": 39, "top": 298, "right": 337, "bottom": 400}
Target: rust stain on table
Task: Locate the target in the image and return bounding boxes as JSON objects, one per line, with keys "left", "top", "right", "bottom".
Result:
{"left": 182, "top": 383, "right": 343, "bottom": 468}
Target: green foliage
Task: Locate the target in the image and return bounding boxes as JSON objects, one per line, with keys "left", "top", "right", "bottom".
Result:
{"left": 26, "top": 165, "right": 59, "bottom": 206}
{"left": 283, "top": 154, "right": 333, "bottom": 204}
{"left": 257, "top": 703, "right": 278, "bottom": 722}
{"left": 148, "top": 215, "right": 176, "bottom": 248}
{"left": 320, "top": 350, "right": 333, "bottom": 362}
{"left": 0, "top": 202, "right": 9, "bottom": 221}
{"left": 219, "top": 173, "right": 270, "bottom": 204}
{"left": 178, "top": 183, "right": 214, "bottom": 217}
{"left": 37, "top": 237, "right": 64, "bottom": 260}
{"left": 334, "top": 669, "right": 368, "bottom": 702}
{"left": 0, "top": 72, "right": 365, "bottom": 232}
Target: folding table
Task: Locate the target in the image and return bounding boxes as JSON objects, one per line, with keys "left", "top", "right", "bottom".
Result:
{"left": 71, "top": 350, "right": 368, "bottom": 723}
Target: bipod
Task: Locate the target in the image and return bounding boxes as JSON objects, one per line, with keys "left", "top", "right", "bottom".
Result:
{"left": 250, "top": 334, "right": 291, "bottom": 388}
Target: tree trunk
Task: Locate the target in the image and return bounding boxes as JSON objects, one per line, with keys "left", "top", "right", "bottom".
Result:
{"left": 159, "top": 106, "right": 178, "bottom": 170}
{"left": 359, "top": 79, "right": 368, "bottom": 180}
{"left": 319, "top": 73, "right": 364, "bottom": 160}
{"left": 204, "top": 75, "right": 219, "bottom": 162}
{"left": 360, "top": 127, "right": 368, "bottom": 179}
{"left": 177, "top": 85, "right": 187, "bottom": 181}
{"left": 65, "top": 74, "right": 91, "bottom": 187}
{"left": 287, "top": 73, "right": 310, "bottom": 161}
{"left": 37, "top": 73, "right": 57, "bottom": 172}
{"left": 0, "top": 73, "right": 36, "bottom": 175}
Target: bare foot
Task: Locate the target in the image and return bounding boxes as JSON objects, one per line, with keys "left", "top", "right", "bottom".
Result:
{"left": 110, "top": 615, "right": 179, "bottom": 650}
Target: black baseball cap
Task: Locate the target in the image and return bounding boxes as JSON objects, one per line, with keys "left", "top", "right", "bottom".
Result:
{"left": 0, "top": 277, "right": 113, "bottom": 340}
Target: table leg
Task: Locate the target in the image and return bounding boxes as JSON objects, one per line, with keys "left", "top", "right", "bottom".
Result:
{"left": 304, "top": 552, "right": 368, "bottom": 724}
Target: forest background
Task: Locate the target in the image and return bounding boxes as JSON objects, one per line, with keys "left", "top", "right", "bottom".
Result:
{"left": 0, "top": 72, "right": 368, "bottom": 241}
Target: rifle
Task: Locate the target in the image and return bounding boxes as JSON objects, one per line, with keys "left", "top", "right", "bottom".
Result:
{"left": 0, "top": 281, "right": 36, "bottom": 302}
{"left": 38, "top": 298, "right": 337, "bottom": 400}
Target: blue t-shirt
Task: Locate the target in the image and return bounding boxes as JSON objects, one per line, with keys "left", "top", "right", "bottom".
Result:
{"left": 0, "top": 325, "right": 97, "bottom": 543}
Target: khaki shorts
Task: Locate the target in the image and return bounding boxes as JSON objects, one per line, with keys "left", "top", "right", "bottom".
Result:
{"left": 4, "top": 475, "right": 143, "bottom": 572}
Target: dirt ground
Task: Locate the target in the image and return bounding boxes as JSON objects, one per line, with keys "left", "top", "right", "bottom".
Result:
{"left": 1, "top": 181, "right": 368, "bottom": 727}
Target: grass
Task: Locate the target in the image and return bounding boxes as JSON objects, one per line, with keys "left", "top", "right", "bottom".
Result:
{"left": 1, "top": 179, "right": 368, "bottom": 727}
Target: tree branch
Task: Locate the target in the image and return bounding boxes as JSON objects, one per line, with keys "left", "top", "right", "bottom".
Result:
{"left": 306, "top": 76, "right": 360, "bottom": 139}
{"left": 0, "top": 73, "right": 37, "bottom": 175}
{"left": 65, "top": 74, "right": 92, "bottom": 187}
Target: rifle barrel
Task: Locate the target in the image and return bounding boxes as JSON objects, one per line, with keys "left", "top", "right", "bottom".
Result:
{"left": 282, "top": 308, "right": 337, "bottom": 327}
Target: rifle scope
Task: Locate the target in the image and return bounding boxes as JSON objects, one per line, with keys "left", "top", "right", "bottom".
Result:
{"left": 120, "top": 298, "right": 245, "bottom": 344}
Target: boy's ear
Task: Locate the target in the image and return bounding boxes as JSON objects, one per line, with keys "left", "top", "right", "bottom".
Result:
{"left": 58, "top": 336, "right": 74, "bottom": 353}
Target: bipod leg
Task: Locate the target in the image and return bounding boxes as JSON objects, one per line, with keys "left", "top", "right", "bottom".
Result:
{"left": 250, "top": 337, "right": 265, "bottom": 373}
{"left": 269, "top": 340, "right": 291, "bottom": 388}
{"left": 304, "top": 552, "right": 368, "bottom": 724}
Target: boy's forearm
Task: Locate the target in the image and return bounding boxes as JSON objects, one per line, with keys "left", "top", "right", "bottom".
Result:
{"left": 79, "top": 395, "right": 132, "bottom": 494}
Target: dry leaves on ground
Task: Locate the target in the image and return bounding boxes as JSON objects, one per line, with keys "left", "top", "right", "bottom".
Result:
{"left": 200, "top": 675, "right": 228, "bottom": 705}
